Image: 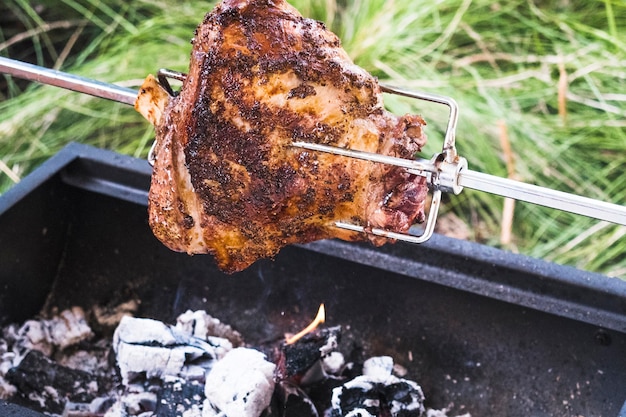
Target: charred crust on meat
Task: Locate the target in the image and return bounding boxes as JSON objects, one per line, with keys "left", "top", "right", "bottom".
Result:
{"left": 182, "top": 214, "right": 195, "bottom": 229}
{"left": 287, "top": 83, "right": 316, "bottom": 99}
{"left": 146, "top": 0, "right": 429, "bottom": 273}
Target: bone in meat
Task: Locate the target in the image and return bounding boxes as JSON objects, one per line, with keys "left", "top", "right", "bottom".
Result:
{"left": 138, "top": 0, "right": 429, "bottom": 273}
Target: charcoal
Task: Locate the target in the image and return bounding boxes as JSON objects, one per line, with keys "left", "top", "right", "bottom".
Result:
{"left": 204, "top": 348, "right": 275, "bottom": 417}
{"left": 11, "top": 307, "right": 93, "bottom": 358}
{"left": 112, "top": 391, "right": 158, "bottom": 416}
{"left": 6, "top": 350, "right": 101, "bottom": 414}
{"left": 329, "top": 356, "right": 425, "bottom": 417}
{"left": 303, "top": 375, "right": 345, "bottom": 415}
{"left": 176, "top": 310, "right": 244, "bottom": 348}
{"left": 113, "top": 315, "right": 232, "bottom": 384}
{"left": 63, "top": 401, "right": 91, "bottom": 417}
{"left": 277, "top": 326, "right": 341, "bottom": 382}
{"left": 275, "top": 381, "right": 318, "bottom": 417}
{"left": 4, "top": 308, "right": 432, "bottom": 417}
{"left": 154, "top": 379, "right": 205, "bottom": 417}
{"left": 63, "top": 399, "right": 116, "bottom": 417}
{"left": 88, "top": 396, "right": 117, "bottom": 414}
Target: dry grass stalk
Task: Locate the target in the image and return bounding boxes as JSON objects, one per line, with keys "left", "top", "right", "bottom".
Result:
{"left": 0, "top": 20, "right": 86, "bottom": 52}
{"left": 498, "top": 120, "right": 516, "bottom": 246}
{"left": 558, "top": 59, "right": 568, "bottom": 125}
{"left": 0, "top": 160, "right": 20, "bottom": 184}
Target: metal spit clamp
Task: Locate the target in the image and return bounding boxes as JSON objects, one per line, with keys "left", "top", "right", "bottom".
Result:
{"left": 386, "top": 84, "right": 467, "bottom": 197}
{"left": 293, "top": 84, "right": 469, "bottom": 243}
{"left": 429, "top": 154, "right": 467, "bottom": 196}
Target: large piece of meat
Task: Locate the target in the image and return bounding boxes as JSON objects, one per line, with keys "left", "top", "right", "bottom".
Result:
{"left": 138, "top": 0, "right": 429, "bottom": 273}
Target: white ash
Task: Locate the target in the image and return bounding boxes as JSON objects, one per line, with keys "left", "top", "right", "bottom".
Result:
{"left": 103, "top": 391, "right": 157, "bottom": 417}
{"left": 330, "top": 356, "right": 426, "bottom": 417}
{"left": 203, "top": 347, "right": 275, "bottom": 417}
{"left": 0, "top": 307, "right": 97, "bottom": 401}
{"left": 113, "top": 315, "right": 233, "bottom": 385}
{"left": 425, "top": 406, "right": 471, "bottom": 417}
{"left": 0, "top": 338, "right": 16, "bottom": 399}
{"left": 322, "top": 351, "right": 345, "bottom": 375}
{"left": 58, "top": 347, "right": 102, "bottom": 372}
{"left": 176, "top": 310, "right": 243, "bottom": 347}
{"left": 362, "top": 355, "right": 394, "bottom": 380}
{"left": 47, "top": 307, "right": 93, "bottom": 350}
{"left": 319, "top": 332, "right": 339, "bottom": 356}
{"left": 93, "top": 299, "right": 141, "bottom": 329}
{"left": 8, "top": 307, "right": 93, "bottom": 359}
{"left": 2, "top": 307, "right": 452, "bottom": 417}
{"left": 114, "top": 341, "right": 189, "bottom": 385}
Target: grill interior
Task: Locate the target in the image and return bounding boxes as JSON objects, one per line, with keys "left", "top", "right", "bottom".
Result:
{"left": 1, "top": 143, "right": 625, "bottom": 417}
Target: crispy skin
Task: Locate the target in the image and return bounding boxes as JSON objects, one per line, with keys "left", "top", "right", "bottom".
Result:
{"left": 145, "top": 0, "right": 428, "bottom": 273}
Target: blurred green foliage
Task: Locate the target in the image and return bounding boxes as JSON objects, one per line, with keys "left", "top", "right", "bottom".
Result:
{"left": 1, "top": 0, "right": 624, "bottom": 277}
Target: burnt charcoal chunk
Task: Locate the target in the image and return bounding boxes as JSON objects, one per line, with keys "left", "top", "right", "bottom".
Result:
{"left": 155, "top": 380, "right": 205, "bottom": 417}
{"left": 330, "top": 378, "right": 425, "bottom": 417}
{"left": 283, "top": 394, "right": 317, "bottom": 417}
{"left": 304, "top": 376, "right": 346, "bottom": 416}
{"left": 276, "top": 381, "right": 319, "bottom": 417}
{"left": 277, "top": 326, "right": 341, "bottom": 381}
{"left": 6, "top": 350, "right": 101, "bottom": 414}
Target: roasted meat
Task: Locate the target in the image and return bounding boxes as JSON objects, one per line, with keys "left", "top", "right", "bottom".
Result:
{"left": 137, "top": 0, "right": 429, "bottom": 273}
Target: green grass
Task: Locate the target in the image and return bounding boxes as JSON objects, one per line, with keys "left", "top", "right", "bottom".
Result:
{"left": 1, "top": 0, "right": 625, "bottom": 278}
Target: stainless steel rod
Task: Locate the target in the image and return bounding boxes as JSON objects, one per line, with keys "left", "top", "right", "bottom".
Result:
{"left": 0, "top": 57, "right": 137, "bottom": 105}
{"left": 291, "top": 141, "right": 434, "bottom": 175}
{"left": 2, "top": 57, "right": 624, "bottom": 226}
{"left": 459, "top": 169, "right": 626, "bottom": 225}
{"left": 292, "top": 141, "right": 626, "bottom": 226}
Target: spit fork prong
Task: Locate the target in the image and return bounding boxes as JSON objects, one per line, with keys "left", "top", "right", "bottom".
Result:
{"left": 147, "top": 68, "right": 189, "bottom": 165}
{"left": 157, "top": 68, "right": 187, "bottom": 97}
{"left": 292, "top": 83, "right": 465, "bottom": 243}
{"left": 292, "top": 83, "right": 626, "bottom": 232}
{"left": 152, "top": 70, "right": 465, "bottom": 243}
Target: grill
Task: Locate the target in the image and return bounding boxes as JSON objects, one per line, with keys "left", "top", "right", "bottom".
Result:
{"left": 1, "top": 143, "right": 625, "bottom": 416}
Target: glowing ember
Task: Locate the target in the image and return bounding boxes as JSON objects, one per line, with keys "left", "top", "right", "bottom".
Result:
{"left": 285, "top": 304, "right": 325, "bottom": 345}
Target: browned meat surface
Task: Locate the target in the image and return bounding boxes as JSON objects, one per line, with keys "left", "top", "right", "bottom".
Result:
{"left": 142, "top": 0, "right": 428, "bottom": 273}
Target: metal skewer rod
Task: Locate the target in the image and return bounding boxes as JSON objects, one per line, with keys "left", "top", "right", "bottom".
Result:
{"left": 2, "top": 58, "right": 624, "bottom": 227}
{"left": 458, "top": 169, "right": 626, "bottom": 226}
{"left": 292, "top": 142, "right": 626, "bottom": 226}
{"left": 292, "top": 141, "right": 436, "bottom": 175}
{"left": 0, "top": 56, "right": 137, "bottom": 105}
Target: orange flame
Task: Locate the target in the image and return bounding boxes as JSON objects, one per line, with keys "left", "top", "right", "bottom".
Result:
{"left": 285, "top": 303, "right": 325, "bottom": 345}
